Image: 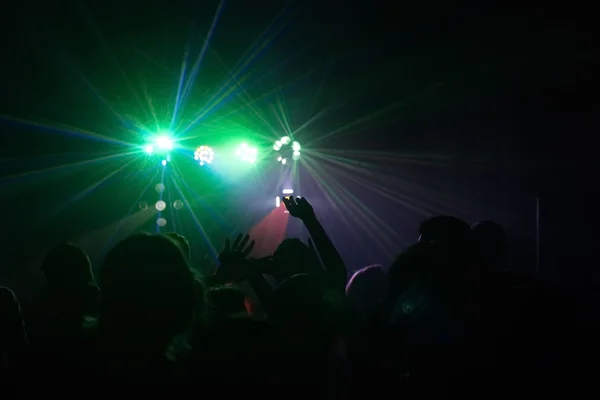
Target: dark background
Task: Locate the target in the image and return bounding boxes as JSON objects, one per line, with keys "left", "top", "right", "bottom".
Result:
{"left": 0, "top": 1, "right": 596, "bottom": 309}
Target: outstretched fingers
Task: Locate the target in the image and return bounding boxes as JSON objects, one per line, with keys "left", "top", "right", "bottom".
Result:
{"left": 242, "top": 238, "right": 256, "bottom": 257}
{"left": 229, "top": 233, "right": 255, "bottom": 256}
{"left": 283, "top": 196, "right": 297, "bottom": 209}
{"left": 237, "top": 233, "right": 249, "bottom": 250}
{"left": 236, "top": 233, "right": 248, "bottom": 248}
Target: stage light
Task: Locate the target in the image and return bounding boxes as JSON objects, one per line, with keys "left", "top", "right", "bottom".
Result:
{"left": 143, "top": 132, "right": 175, "bottom": 157}
{"left": 282, "top": 189, "right": 294, "bottom": 194}
{"left": 275, "top": 196, "right": 280, "bottom": 207}
{"left": 155, "top": 135, "right": 173, "bottom": 151}
{"left": 157, "top": 218, "right": 167, "bottom": 227}
{"left": 235, "top": 143, "right": 257, "bottom": 163}
{"left": 273, "top": 136, "right": 300, "bottom": 164}
{"left": 194, "top": 145, "right": 214, "bottom": 166}
{"left": 155, "top": 200, "right": 166, "bottom": 211}
{"left": 161, "top": 160, "right": 167, "bottom": 166}
{"left": 173, "top": 200, "right": 184, "bottom": 210}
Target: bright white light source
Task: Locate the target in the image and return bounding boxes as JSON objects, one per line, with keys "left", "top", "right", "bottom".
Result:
{"left": 236, "top": 143, "right": 258, "bottom": 163}
{"left": 281, "top": 158, "right": 287, "bottom": 165}
{"left": 161, "top": 160, "right": 167, "bottom": 166}
{"left": 275, "top": 196, "right": 280, "bottom": 208}
{"left": 156, "top": 135, "right": 173, "bottom": 150}
{"left": 281, "top": 136, "right": 291, "bottom": 145}
{"left": 144, "top": 132, "right": 174, "bottom": 155}
{"left": 282, "top": 189, "right": 294, "bottom": 194}
{"left": 156, "top": 218, "right": 167, "bottom": 227}
{"left": 155, "top": 200, "right": 166, "bottom": 211}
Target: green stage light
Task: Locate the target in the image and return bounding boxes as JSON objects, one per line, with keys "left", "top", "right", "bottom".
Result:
{"left": 235, "top": 143, "right": 257, "bottom": 164}
{"left": 143, "top": 132, "right": 175, "bottom": 154}
{"left": 155, "top": 134, "right": 174, "bottom": 151}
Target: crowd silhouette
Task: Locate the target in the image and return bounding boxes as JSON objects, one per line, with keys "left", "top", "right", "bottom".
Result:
{"left": 0, "top": 196, "right": 584, "bottom": 389}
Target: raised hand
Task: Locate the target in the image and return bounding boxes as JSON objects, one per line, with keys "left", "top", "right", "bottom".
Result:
{"left": 283, "top": 198, "right": 347, "bottom": 290}
{"left": 282, "top": 196, "right": 316, "bottom": 221}
{"left": 215, "top": 233, "right": 255, "bottom": 283}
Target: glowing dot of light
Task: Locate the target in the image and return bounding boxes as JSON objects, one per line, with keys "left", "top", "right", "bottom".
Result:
{"left": 194, "top": 145, "right": 214, "bottom": 166}
{"left": 144, "top": 144, "right": 154, "bottom": 154}
{"left": 155, "top": 183, "right": 165, "bottom": 193}
{"left": 402, "top": 301, "right": 415, "bottom": 314}
{"left": 155, "top": 200, "right": 166, "bottom": 211}
{"left": 161, "top": 160, "right": 167, "bottom": 166}
{"left": 173, "top": 200, "right": 184, "bottom": 210}
{"left": 275, "top": 196, "right": 280, "bottom": 208}
{"left": 156, "top": 218, "right": 167, "bottom": 227}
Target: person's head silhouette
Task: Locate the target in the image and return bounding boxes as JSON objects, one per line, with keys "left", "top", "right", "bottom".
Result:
{"left": 41, "top": 243, "right": 98, "bottom": 316}
{"left": 272, "top": 238, "right": 321, "bottom": 282}
{"left": 41, "top": 243, "right": 94, "bottom": 291}
{"left": 418, "top": 216, "right": 472, "bottom": 246}
{"left": 0, "top": 286, "right": 27, "bottom": 355}
{"left": 165, "top": 232, "right": 191, "bottom": 260}
{"left": 98, "top": 233, "right": 196, "bottom": 353}
{"left": 472, "top": 220, "right": 508, "bottom": 271}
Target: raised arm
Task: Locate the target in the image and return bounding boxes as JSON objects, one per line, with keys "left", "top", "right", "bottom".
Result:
{"left": 206, "top": 234, "right": 275, "bottom": 315}
{"left": 282, "top": 196, "right": 347, "bottom": 290}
